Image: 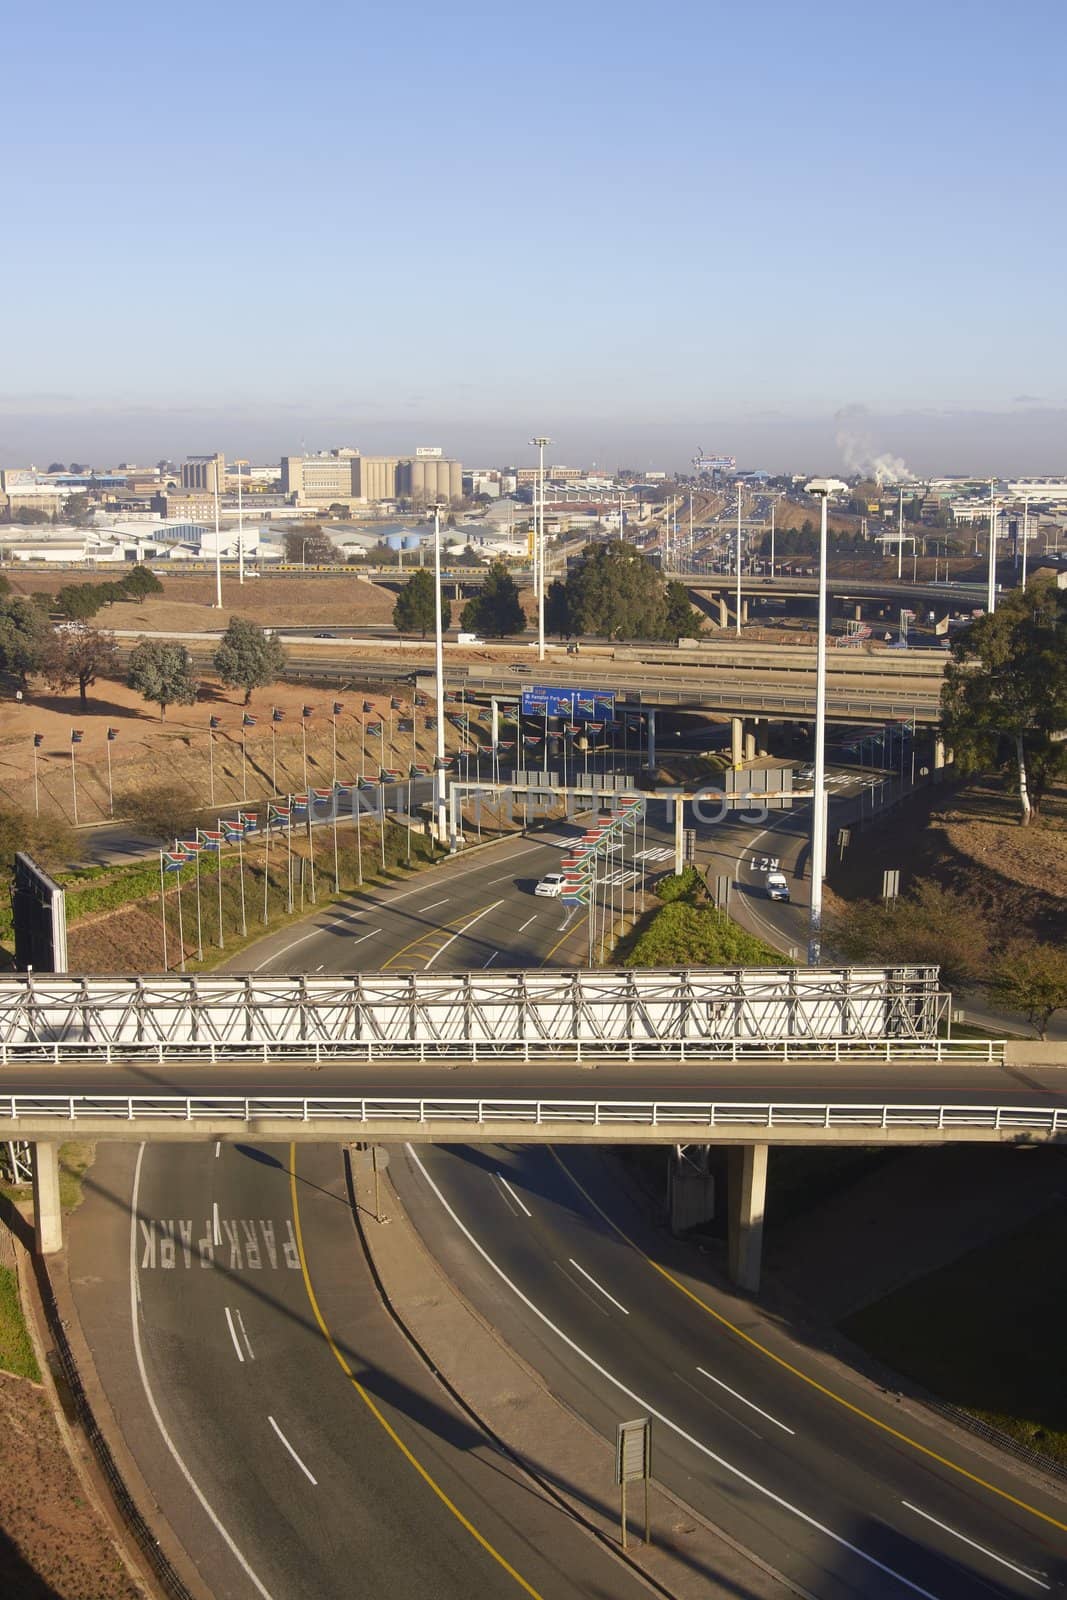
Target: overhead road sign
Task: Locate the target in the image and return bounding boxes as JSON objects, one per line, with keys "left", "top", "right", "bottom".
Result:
{"left": 522, "top": 686, "right": 616, "bottom": 720}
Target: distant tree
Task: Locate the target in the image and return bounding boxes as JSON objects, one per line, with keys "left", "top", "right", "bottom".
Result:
{"left": 94, "top": 581, "right": 125, "bottom": 607}
{"left": 126, "top": 639, "right": 198, "bottom": 720}
{"left": 563, "top": 540, "right": 667, "bottom": 639}
{"left": 116, "top": 780, "right": 201, "bottom": 843}
{"left": 0, "top": 574, "right": 9, "bottom": 598}
{"left": 47, "top": 462, "right": 67, "bottom": 474}
{"left": 941, "top": 576, "right": 1067, "bottom": 824}
{"left": 990, "top": 942, "right": 1067, "bottom": 1038}
{"left": 213, "top": 616, "right": 287, "bottom": 705}
{"left": 68, "top": 463, "right": 87, "bottom": 475}
{"left": 63, "top": 493, "right": 92, "bottom": 526}
{"left": 828, "top": 879, "right": 990, "bottom": 988}
{"left": 14, "top": 507, "right": 50, "bottom": 525}
{"left": 41, "top": 622, "right": 119, "bottom": 711}
{"left": 545, "top": 577, "right": 571, "bottom": 639}
{"left": 0, "top": 597, "right": 51, "bottom": 685}
{"left": 393, "top": 569, "right": 450, "bottom": 638}
{"left": 283, "top": 526, "right": 335, "bottom": 564}
{"left": 55, "top": 583, "right": 103, "bottom": 621}
{"left": 120, "top": 564, "right": 163, "bottom": 600}
{"left": 0, "top": 805, "right": 75, "bottom": 873}
{"left": 664, "top": 580, "right": 705, "bottom": 640}
{"left": 460, "top": 562, "right": 525, "bottom": 637}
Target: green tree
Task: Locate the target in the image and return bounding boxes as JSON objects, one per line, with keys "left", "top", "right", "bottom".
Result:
{"left": 460, "top": 562, "right": 525, "bottom": 637}
{"left": 14, "top": 507, "right": 51, "bottom": 525}
{"left": 0, "top": 597, "right": 51, "bottom": 685}
{"left": 941, "top": 576, "right": 1067, "bottom": 824}
{"left": 664, "top": 580, "right": 705, "bottom": 640}
{"left": 120, "top": 564, "right": 163, "bottom": 600}
{"left": 284, "top": 525, "right": 335, "bottom": 564}
{"left": 545, "top": 577, "right": 571, "bottom": 638}
{"left": 127, "top": 639, "right": 198, "bottom": 720}
{"left": 63, "top": 493, "right": 92, "bottom": 526}
{"left": 990, "top": 943, "right": 1067, "bottom": 1038}
{"left": 0, "top": 805, "right": 75, "bottom": 873}
{"left": 828, "top": 879, "right": 991, "bottom": 987}
{"left": 41, "top": 623, "right": 119, "bottom": 711}
{"left": 115, "top": 780, "right": 202, "bottom": 843}
{"left": 563, "top": 540, "right": 668, "bottom": 639}
{"left": 392, "top": 569, "right": 451, "bottom": 638}
{"left": 55, "top": 583, "right": 103, "bottom": 621}
{"left": 213, "top": 616, "right": 287, "bottom": 705}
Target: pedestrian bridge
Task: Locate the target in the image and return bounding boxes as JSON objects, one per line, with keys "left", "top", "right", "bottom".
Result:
{"left": 0, "top": 965, "right": 948, "bottom": 1064}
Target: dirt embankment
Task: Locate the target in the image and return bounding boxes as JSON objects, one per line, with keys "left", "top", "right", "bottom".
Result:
{"left": 825, "top": 773, "right": 1067, "bottom": 943}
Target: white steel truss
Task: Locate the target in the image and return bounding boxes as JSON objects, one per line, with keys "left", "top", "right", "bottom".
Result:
{"left": 0, "top": 967, "right": 948, "bottom": 1063}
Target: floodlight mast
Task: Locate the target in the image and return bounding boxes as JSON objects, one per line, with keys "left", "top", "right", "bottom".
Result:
{"left": 431, "top": 501, "right": 448, "bottom": 844}
{"left": 530, "top": 436, "right": 551, "bottom": 662}
{"left": 804, "top": 477, "right": 847, "bottom": 964}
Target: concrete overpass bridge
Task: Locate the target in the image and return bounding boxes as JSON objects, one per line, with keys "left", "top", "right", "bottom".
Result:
{"left": 6, "top": 967, "right": 1064, "bottom": 1285}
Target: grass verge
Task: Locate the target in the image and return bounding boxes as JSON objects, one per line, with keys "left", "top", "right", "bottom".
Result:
{"left": 841, "top": 1204, "right": 1067, "bottom": 1466}
{"left": 0, "top": 1265, "right": 41, "bottom": 1382}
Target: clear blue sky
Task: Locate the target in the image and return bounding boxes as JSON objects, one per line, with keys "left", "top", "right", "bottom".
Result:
{"left": 4, "top": 0, "right": 1065, "bottom": 473}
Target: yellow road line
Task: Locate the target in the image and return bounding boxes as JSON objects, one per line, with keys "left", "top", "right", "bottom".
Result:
{"left": 539, "top": 912, "right": 589, "bottom": 968}
{"left": 288, "top": 1145, "right": 546, "bottom": 1597}
{"left": 383, "top": 901, "right": 495, "bottom": 971}
{"left": 549, "top": 1149, "right": 1067, "bottom": 1535}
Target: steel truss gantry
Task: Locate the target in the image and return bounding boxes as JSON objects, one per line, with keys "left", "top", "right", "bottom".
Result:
{"left": 0, "top": 966, "right": 948, "bottom": 1063}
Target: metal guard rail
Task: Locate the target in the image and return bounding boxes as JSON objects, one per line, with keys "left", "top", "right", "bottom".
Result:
{"left": 0, "top": 1096, "right": 1063, "bottom": 1134}
{"left": 0, "top": 1038, "right": 1003, "bottom": 1066}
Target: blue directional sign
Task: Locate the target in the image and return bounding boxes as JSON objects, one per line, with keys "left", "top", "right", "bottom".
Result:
{"left": 521, "top": 686, "right": 615, "bottom": 720}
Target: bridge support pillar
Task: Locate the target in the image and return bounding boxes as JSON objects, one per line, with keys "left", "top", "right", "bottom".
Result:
{"left": 32, "top": 1141, "right": 63, "bottom": 1256}
{"left": 669, "top": 1146, "right": 715, "bottom": 1233}
{"left": 854, "top": 603, "right": 863, "bottom": 622}
{"left": 741, "top": 599, "right": 749, "bottom": 624}
{"left": 744, "top": 728, "right": 757, "bottom": 762}
{"left": 933, "top": 735, "right": 946, "bottom": 781}
{"left": 646, "top": 709, "right": 656, "bottom": 771}
{"left": 730, "top": 716, "right": 743, "bottom": 767}
{"left": 727, "top": 1143, "right": 767, "bottom": 1293}
{"left": 717, "top": 597, "right": 729, "bottom": 629}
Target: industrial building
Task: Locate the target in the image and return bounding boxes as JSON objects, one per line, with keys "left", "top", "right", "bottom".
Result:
{"left": 181, "top": 453, "right": 226, "bottom": 495}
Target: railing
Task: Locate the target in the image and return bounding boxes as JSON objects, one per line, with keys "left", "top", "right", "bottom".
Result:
{"left": 0, "top": 1096, "right": 1062, "bottom": 1136}
{"left": 0, "top": 1037, "right": 1002, "bottom": 1066}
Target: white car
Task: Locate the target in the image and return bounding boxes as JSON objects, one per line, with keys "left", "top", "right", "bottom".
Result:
{"left": 534, "top": 872, "right": 567, "bottom": 898}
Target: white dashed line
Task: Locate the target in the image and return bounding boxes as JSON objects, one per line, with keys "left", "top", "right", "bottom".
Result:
{"left": 696, "top": 1367, "right": 794, "bottom": 1435}
{"left": 224, "top": 1306, "right": 245, "bottom": 1363}
{"left": 268, "top": 1416, "right": 318, "bottom": 1485}
{"left": 901, "top": 1503, "right": 1048, "bottom": 1589}
{"left": 495, "top": 1173, "right": 532, "bottom": 1218}
{"left": 424, "top": 901, "right": 503, "bottom": 969}
{"left": 566, "top": 1258, "right": 629, "bottom": 1315}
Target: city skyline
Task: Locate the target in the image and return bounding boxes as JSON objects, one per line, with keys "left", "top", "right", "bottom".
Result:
{"left": 5, "top": 1, "right": 1065, "bottom": 471}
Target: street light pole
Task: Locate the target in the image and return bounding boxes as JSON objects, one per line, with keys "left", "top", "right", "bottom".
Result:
{"left": 1021, "top": 494, "right": 1030, "bottom": 589}
{"left": 805, "top": 478, "right": 847, "bottom": 965}
{"left": 897, "top": 485, "right": 904, "bottom": 580}
{"left": 432, "top": 502, "right": 447, "bottom": 844}
{"left": 529, "top": 436, "right": 551, "bottom": 663}
{"left": 212, "top": 469, "right": 223, "bottom": 609}
{"left": 769, "top": 495, "right": 776, "bottom": 580}
{"left": 234, "top": 458, "right": 247, "bottom": 584}
{"left": 735, "top": 487, "right": 743, "bottom": 637}
{"left": 987, "top": 478, "right": 998, "bottom": 614}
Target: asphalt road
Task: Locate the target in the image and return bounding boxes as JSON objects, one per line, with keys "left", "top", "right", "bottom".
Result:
{"left": 64, "top": 808, "right": 1067, "bottom": 1600}
{"left": 390, "top": 1142, "right": 1067, "bottom": 1598}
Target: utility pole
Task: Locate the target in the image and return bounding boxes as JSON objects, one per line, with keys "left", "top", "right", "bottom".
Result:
{"left": 987, "top": 478, "right": 998, "bottom": 614}
{"left": 804, "top": 478, "right": 847, "bottom": 965}
{"left": 432, "top": 502, "right": 448, "bottom": 844}
{"left": 897, "top": 485, "right": 904, "bottom": 580}
{"left": 212, "top": 464, "right": 223, "bottom": 609}
{"left": 530, "top": 436, "right": 551, "bottom": 662}
{"left": 735, "top": 487, "right": 743, "bottom": 637}
{"left": 234, "top": 458, "right": 247, "bottom": 584}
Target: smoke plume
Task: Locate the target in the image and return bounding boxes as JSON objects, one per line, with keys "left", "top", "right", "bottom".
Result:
{"left": 834, "top": 404, "right": 914, "bottom": 485}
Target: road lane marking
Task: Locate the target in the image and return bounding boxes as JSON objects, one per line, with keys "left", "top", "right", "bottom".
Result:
{"left": 287, "top": 1146, "right": 545, "bottom": 1599}
{"left": 407, "top": 1144, "right": 942, "bottom": 1600}
{"left": 418, "top": 898, "right": 449, "bottom": 913}
{"left": 696, "top": 1367, "right": 794, "bottom": 1435}
{"left": 424, "top": 901, "right": 503, "bottom": 969}
{"left": 376, "top": 843, "right": 541, "bottom": 905}
{"left": 549, "top": 1149, "right": 1067, "bottom": 1535}
{"left": 130, "top": 1146, "right": 275, "bottom": 1600}
{"left": 224, "top": 1307, "right": 245, "bottom": 1364}
{"left": 495, "top": 1173, "right": 532, "bottom": 1218}
{"left": 483, "top": 952, "right": 498, "bottom": 968}
{"left": 518, "top": 915, "right": 537, "bottom": 932}
{"left": 253, "top": 923, "right": 329, "bottom": 971}
{"left": 349, "top": 928, "right": 381, "bottom": 948}
{"left": 489, "top": 873, "right": 514, "bottom": 884}
{"left": 235, "top": 1308, "right": 256, "bottom": 1360}
{"left": 268, "top": 1416, "right": 318, "bottom": 1486}
{"left": 566, "top": 1258, "right": 629, "bottom": 1315}
{"left": 212, "top": 1201, "right": 221, "bottom": 1247}
{"left": 901, "top": 1502, "right": 1049, "bottom": 1589}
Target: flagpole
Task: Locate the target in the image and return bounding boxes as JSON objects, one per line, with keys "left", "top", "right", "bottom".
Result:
{"left": 305, "top": 805, "right": 316, "bottom": 905}
{"left": 331, "top": 711, "right": 338, "bottom": 789}
{"left": 407, "top": 772, "right": 413, "bottom": 863}
{"left": 379, "top": 780, "right": 386, "bottom": 870}
{"left": 263, "top": 816, "right": 271, "bottom": 923}
{"left": 237, "top": 833, "right": 247, "bottom": 935}
{"left": 241, "top": 726, "right": 248, "bottom": 800}
{"left": 217, "top": 830, "right": 225, "bottom": 949}
{"left": 32, "top": 738, "right": 40, "bottom": 817}
{"left": 301, "top": 713, "right": 309, "bottom": 794}
{"left": 332, "top": 787, "right": 340, "bottom": 895}
{"left": 175, "top": 867, "right": 186, "bottom": 972}
{"left": 209, "top": 723, "right": 216, "bottom": 806}
{"left": 272, "top": 713, "right": 278, "bottom": 796}
{"left": 286, "top": 800, "right": 294, "bottom": 913}
{"left": 355, "top": 786, "right": 364, "bottom": 887}
{"left": 194, "top": 845, "right": 203, "bottom": 960}
{"left": 70, "top": 737, "right": 79, "bottom": 824}
{"left": 360, "top": 719, "right": 366, "bottom": 781}
{"left": 159, "top": 851, "right": 168, "bottom": 970}
{"left": 105, "top": 734, "right": 114, "bottom": 817}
